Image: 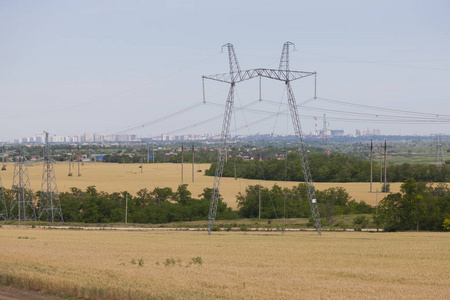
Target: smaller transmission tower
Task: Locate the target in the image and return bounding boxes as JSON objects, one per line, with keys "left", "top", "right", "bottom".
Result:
{"left": 1, "top": 146, "right": 6, "bottom": 171}
{"left": 435, "top": 134, "right": 444, "bottom": 166}
{"left": 0, "top": 176, "right": 7, "bottom": 220}
{"left": 9, "top": 148, "right": 36, "bottom": 221}
{"left": 38, "top": 132, "right": 64, "bottom": 222}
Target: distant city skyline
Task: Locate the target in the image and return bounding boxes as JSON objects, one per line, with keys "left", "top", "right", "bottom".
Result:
{"left": 1, "top": 1, "right": 449, "bottom": 141}
{"left": 2, "top": 127, "right": 387, "bottom": 145}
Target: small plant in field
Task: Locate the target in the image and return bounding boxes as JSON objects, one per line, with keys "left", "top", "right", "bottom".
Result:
{"left": 131, "top": 258, "right": 136, "bottom": 265}
{"left": 164, "top": 257, "right": 176, "bottom": 267}
{"left": 138, "top": 258, "right": 144, "bottom": 267}
{"left": 191, "top": 256, "right": 202, "bottom": 265}
{"left": 18, "top": 236, "right": 34, "bottom": 239}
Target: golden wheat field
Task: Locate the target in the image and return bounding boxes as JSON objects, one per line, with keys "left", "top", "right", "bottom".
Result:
{"left": 0, "top": 227, "right": 449, "bottom": 299}
{"left": 0, "top": 162, "right": 401, "bottom": 208}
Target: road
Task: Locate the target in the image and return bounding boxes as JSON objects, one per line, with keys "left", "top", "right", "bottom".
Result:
{"left": 0, "top": 286, "right": 63, "bottom": 300}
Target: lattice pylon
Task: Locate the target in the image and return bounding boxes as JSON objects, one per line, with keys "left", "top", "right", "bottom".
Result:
{"left": 435, "top": 134, "right": 444, "bottom": 166}
{"left": 9, "top": 151, "right": 36, "bottom": 221}
{"left": 0, "top": 176, "right": 7, "bottom": 220}
{"left": 203, "top": 42, "right": 321, "bottom": 235}
{"left": 38, "top": 132, "right": 64, "bottom": 222}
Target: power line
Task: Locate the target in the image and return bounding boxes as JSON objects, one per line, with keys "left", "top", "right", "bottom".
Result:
{"left": 315, "top": 97, "right": 450, "bottom": 118}
{"left": 296, "top": 50, "right": 450, "bottom": 71}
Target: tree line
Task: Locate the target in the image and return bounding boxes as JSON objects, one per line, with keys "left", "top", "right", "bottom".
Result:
{"left": 1, "top": 180, "right": 448, "bottom": 231}
{"left": 374, "top": 179, "right": 450, "bottom": 231}
{"left": 0, "top": 184, "right": 236, "bottom": 224}
{"left": 236, "top": 184, "right": 373, "bottom": 223}
{"left": 206, "top": 152, "right": 450, "bottom": 182}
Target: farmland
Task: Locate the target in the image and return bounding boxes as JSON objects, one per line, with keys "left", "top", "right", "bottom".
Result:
{"left": 0, "top": 227, "right": 449, "bottom": 299}
{"left": 0, "top": 162, "right": 401, "bottom": 208}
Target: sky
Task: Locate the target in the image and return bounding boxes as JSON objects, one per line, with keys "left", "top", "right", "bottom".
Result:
{"left": 1, "top": 0, "right": 450, "bottom": 141}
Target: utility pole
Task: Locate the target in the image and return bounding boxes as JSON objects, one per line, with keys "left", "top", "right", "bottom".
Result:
{"left": 1, "top": 146, "right": 6, "bottom": 171}
{"left": 147, "top": 144, "right": 150, "bottom": 164}
{"left": 370, "top": 140, "right": 373, "bottom": 192}
{"left": 323, "top": 114, "right": 328, "bottom": 153}
{"left": 77, "top": 144, "right": 81, "bottom": 177}
{"left": 258, "top": 186, "right": 261, "bottom": 219}
{"left": 192, "top": 143, "right": 195, "bottom": 183}
{"left": 380, "top": 142, "right": 383, "bottom": 184}
{"left": 140, "top": 147, "right": 143, "bottom": 173}
{"left": 181, "top": 144, "right": 184, "bottom": 183}
{"left": 152, "top": 144, "right": 155, "bottom": 163}
{"left": 384, "top": 139, "right": 387, "bottom": 191}
{"left": 68, "top": 145, "right": 72, "bottom": 176}
{"left": 376, "top": 188, "right": 379, "bottom": 232}
{"left": 125, "top": 194, "right": 128, "bottom": 224}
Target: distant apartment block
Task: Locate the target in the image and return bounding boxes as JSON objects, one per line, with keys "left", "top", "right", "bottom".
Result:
{"left": 356, "top": 128, "right": 381, "bottom": 136}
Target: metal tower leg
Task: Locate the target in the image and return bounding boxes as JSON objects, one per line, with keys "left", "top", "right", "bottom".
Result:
{"left": 208, "top": 84, "right": 235, "bottom": 234}
{"left": 286, "top": 82, "right": 321, "bottom": 235}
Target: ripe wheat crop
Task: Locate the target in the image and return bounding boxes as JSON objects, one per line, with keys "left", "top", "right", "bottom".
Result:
{"left": 0, "top": 227, "right": 448, "bottom": 299}
{"left": 0, "top": 162, "right": 401, "bottom": 208}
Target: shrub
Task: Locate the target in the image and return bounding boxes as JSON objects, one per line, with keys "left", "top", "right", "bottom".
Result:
{"left": 353, "top": 216, "right": 369, "bottom": 229}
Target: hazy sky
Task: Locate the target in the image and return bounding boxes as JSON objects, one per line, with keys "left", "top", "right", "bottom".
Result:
{"left": 1, "top": 0, "right": 450, "bottom": 141}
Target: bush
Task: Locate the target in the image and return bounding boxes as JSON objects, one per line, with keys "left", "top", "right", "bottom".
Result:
{"left": 353, "top": 216, "right": 369, "bottom": 229}
{"left": 443, "top": 218, "right": 450, "bottom": 231}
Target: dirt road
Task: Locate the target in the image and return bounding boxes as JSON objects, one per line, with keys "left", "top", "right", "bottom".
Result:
{"left": 0, "top": 286, "right": 63, "bottom": 300}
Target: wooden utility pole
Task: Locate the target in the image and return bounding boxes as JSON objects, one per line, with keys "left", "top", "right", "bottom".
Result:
{"left": 68, "top": 145, "right": 72, "bottom": 176}
{"left": 1, "top": 146, "right": 5, "bottom": 170}
{"left": 140, "top": 148, "right": 143, "bottom": 173}
{"left": 125, "top": 194, "right": 128, "bottom": 224}
{"left": 181, "top": 144, "right": 184, "bottom": 183}
{"left": 384, "top": 139, "right": 387, "bottom": 191}
{"left": 370, "top": 140, "right": 373, "bottom": 192}
{"left": 77, "top": 144, "right": 81, "bottom": 177}
{"left": 258, "top": 186, "right": 261, "bottom": 219}
{"left": 152, "top": 144, "right": 155, "bottom": 163}
{"left": 147, "top": 144, "right": 150, "bottom": 164}
{"left": 192, "top": 143, "right": 194, "bottom": 183}
{"left": 380, "top": 142, "right": 383, "bottom": 184}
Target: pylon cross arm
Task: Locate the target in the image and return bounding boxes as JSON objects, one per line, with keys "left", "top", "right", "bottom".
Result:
{"left": 203, "top": 69, "right": 315, "bottom": 84}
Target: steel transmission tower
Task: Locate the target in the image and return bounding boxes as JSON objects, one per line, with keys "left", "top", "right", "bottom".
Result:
{"left": 0, "top": 175, "right": 7, "bottom": 220}
{"left": 203, "top": 42, "right": 321, "bottom": 235}
{"left": 38, "top": 132, "right": 64, "bottom": 222}
{"left": 9, "top": 149, "right": 36, "bottom": 221}
{"left": 435, "top": 134, "right": 444, "bottom": 165}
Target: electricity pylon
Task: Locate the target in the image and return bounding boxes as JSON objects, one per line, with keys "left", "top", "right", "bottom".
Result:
{"left": 9, "top": 148, "right": 36, "bottom": 221}
{"left": 0, "top": 176, "right": 7, "bottom": 220}
{"left": 203, "top": 42, "right": 321, "bottom": 235}
{"left": 38, "top": 132, "right": 64, "bottom": 222}
{"left": 435, "top": 134, "right": 444, "bottom": 166}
